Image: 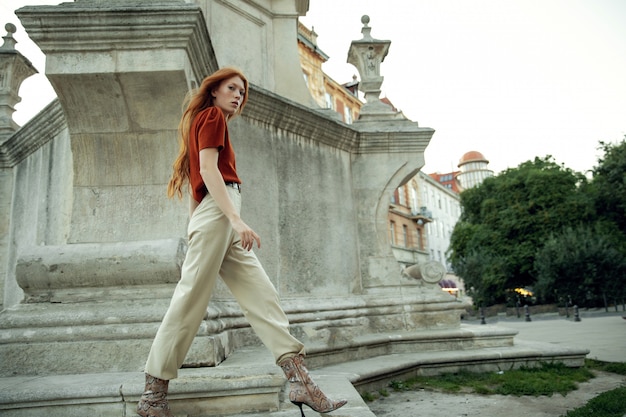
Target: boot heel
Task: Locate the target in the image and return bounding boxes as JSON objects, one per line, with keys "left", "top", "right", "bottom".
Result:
{"left": 291, "top": 401, "right": 306, "bottom": 417}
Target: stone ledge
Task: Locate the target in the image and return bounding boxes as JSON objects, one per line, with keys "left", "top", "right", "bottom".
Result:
{"left": 15, "top": 239, "right": 185, "bottom": 302}
{"left": 324, "top": 338, "right": 589, "bottom": 393}
{"left": 0, "top": 339, "right": 589, "bottom": 417}
{"left": 0, "top": 100, "right": 66, "bottom": 168}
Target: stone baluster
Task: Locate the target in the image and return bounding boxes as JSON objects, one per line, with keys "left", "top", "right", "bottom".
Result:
{"left": 0, "top": 23, "right": 38, "bottom": 138}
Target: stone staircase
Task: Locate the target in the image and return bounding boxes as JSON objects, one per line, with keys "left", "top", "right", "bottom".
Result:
{"left": 0, "top": 324, "right": 589, "bottom": 417}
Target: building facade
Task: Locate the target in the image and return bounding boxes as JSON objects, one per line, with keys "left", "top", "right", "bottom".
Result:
{"left": 387, "top": 172, "right": 461, "bottom": 270}
{"left": 429, "top": 171, "right": 461, "bottom": 193}
{"left": 297, "top": 22, "right": 361, "bottom": 123}
{"left": 419, "top": 172, "right": 461, "bottom": 270}
{"left": 388, "top": 176, "right": 431, "bottom": 267}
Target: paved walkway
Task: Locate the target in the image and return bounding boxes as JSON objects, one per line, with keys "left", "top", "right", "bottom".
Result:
{"left": 369, "top": 313, "right": 626, "bottom": 417}
{"left": 492, "top": 312, "right": 626, "bottom": 363}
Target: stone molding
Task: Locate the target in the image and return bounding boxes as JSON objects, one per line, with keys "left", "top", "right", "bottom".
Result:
{"left": 16, "top": 2, "right": 218, "bottom": 83}
{"left": 245, "top": 84, "right": 434, "bottom": 155}
{"left": 0, "top": 99, "right": 65, "bottom": 168}
{"left": 244, "top": 84, "right": 359, "bottom": 152}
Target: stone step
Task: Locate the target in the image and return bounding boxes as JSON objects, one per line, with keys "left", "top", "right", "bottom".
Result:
{"left": 0, "top": 295, "right": 469, "bottom": 377}
{"left": 0, "top": 336, "right": 589, "bottom": 417}
{"left": 0, "top": 321, "right": 517, "bottom": 377}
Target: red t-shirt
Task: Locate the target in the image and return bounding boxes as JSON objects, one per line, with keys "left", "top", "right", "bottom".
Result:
{"left": 189, "top": 107, "right": 241, "bottom": 203}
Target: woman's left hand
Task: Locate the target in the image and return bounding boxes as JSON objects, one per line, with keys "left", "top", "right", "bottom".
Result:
{"left": 231, "top": 217, "right": 261, "bottom": 251}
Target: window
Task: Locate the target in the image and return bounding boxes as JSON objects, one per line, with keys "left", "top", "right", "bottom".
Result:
{"left": 417, "top": 228, "right": 423, "bottom": 250}
{"left": 410, "top": 186, "right": 418, "bottom": 210}
{"left": 344, "top": 106, "right": 352, "bottom": 124}
{"left": 402, "top": 225, "right": 408, "bottom": 247}
{"left": 389, "top": 221, "right": 396, "bottom": 245}
{"left": 324, "top": 93, "right": 333, "bottom": 109}
{"left": 398, "top": 187, "right": 406, "bottom": 206}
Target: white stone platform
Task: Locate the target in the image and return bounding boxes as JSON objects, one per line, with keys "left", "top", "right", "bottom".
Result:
{"left": 0, "top": 325, "right": 589, "bottom": 417}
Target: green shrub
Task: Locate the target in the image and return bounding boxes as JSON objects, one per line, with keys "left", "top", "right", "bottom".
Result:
{"left": 562, "top": 386, "right": 626, "bottom": 417}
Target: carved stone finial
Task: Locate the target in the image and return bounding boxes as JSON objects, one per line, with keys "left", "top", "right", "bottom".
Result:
{"left": 0, "top": 22, "right": 38, "bottom": 134}
{"left": 360, "top": 15, "right": 372, "bottom": 40}
{"left": 1, "top": 23, "right": 18, "bottom": 51}
{"left": 348, "top": 16, "right": 401, "bottom": 120}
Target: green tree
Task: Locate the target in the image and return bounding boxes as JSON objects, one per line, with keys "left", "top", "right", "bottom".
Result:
{"left": 534, "top": 224, "right": 626, "bottom": 307}
{"left": 449, "top": 157, "right": 593, "bottom": 305}
{"left": 591, "top": 138, "right": 626, "bottom": 235}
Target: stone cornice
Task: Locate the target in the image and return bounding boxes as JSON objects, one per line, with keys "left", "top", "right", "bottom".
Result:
{"left": 16, "top": 2, "right": 218, "bottom": 82}
{"left": 355, "top": 122, "right": 435, "bottom": 154}
{"left": 244, "top": 84, "right": 434, "bottom": 155}
{"left": 244, "top": 84, "right": 359, "bottom": 152}
{"left": 0, "top": 99, "right": 66, "bottom": 168}
{"left": 233, "top": 0, "right": 309, "bottom": 18}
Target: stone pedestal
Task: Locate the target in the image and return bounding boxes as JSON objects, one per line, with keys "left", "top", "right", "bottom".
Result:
{"left": 2, "top": 0, "right": 447, "bottom": 379}
{"left": 0, "top": 2, "right": 589, "bottom": 416}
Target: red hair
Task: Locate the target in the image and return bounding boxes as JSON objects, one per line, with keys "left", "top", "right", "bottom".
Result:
{"left": 167, "top": 67, "right": 249, "bottom": 199}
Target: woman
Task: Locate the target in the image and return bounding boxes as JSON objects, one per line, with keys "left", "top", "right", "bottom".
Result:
{"left": 137, "top": 67, "right": 347, "bottom": 417}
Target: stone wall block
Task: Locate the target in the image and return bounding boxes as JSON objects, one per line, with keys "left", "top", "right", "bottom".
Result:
{"left": 16, "top": 238, "right": 185, "bottom": 302}
{"left": 14, "top": 2, "right": 216, "bottom": 244}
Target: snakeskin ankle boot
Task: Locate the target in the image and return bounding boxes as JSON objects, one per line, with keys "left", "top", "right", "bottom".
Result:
{"left": 279, "top": 354, "right": 347, "bottom": 416}
{"left": 136, "top": 373, "right": 173, "bottom": 417}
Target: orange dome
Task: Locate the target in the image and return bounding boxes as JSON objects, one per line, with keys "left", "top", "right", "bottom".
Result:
{"left": 458, "top": 151, "right": 488, "bottom": 166}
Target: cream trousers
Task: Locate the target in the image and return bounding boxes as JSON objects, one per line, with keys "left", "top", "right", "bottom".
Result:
{"left": 145, "top": 187, "right": 304, "bottom": 380}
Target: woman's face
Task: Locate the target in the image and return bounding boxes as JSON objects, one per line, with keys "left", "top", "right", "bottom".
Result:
{"left": 212, "top": 75, "right": 246, "bottom": 116}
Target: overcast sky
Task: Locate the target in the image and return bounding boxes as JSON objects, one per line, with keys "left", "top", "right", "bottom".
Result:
{"left": 4, "top": 0, "right": 626, "bottom": 175}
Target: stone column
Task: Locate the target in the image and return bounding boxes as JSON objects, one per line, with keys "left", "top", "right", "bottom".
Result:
{"left": 16, "top": 1, "right": 216, "bottom": 244}
{"left": 348, "top": 17, "right": 442, "bottom": 298}
{"left": 13, "top": 1, "right": 215, "bottom": 302}
{"left": 0, "top": 23, "right": 38, "bottom": 308}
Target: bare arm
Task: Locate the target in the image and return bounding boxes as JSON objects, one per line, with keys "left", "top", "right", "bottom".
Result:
{"left": 199, "top": 148, "right": 260, "bottom": 251}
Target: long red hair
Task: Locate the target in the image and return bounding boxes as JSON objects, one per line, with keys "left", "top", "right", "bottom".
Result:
{"left": 167, "top": 67, "right": 249, "bottom": 199}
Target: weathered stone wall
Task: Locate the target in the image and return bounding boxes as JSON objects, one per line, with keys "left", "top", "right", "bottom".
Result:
{"left": 0, "top": 1, "right": 467, "bottom": 378}
{"left": 1, "top": 101, "right": 70, "bottom": 307}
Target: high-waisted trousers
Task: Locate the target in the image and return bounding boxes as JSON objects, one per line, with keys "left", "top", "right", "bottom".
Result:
{"left": 145, "top": 187, "right": 304, "bottom": 380}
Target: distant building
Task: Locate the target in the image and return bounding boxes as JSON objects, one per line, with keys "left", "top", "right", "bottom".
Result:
{"left": 429, "top": 150, "right": 494, "bottom": 193}
{"left": 297, "top": 22, "right": 361, "bottom": 124}
{"left": 419, "top": 173, "right": 461, "bottom": 271}
{"left": 388, "top": 175, "right": 431, "bottom": 267}
{"left": 387, "top": 172, "right": 461, "bottom": 271}
{"left": 429, "top": 171, "right": 461, "bottom": 193}
{"left": 456, "top": 150, "right": 494, "bottom": 190}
